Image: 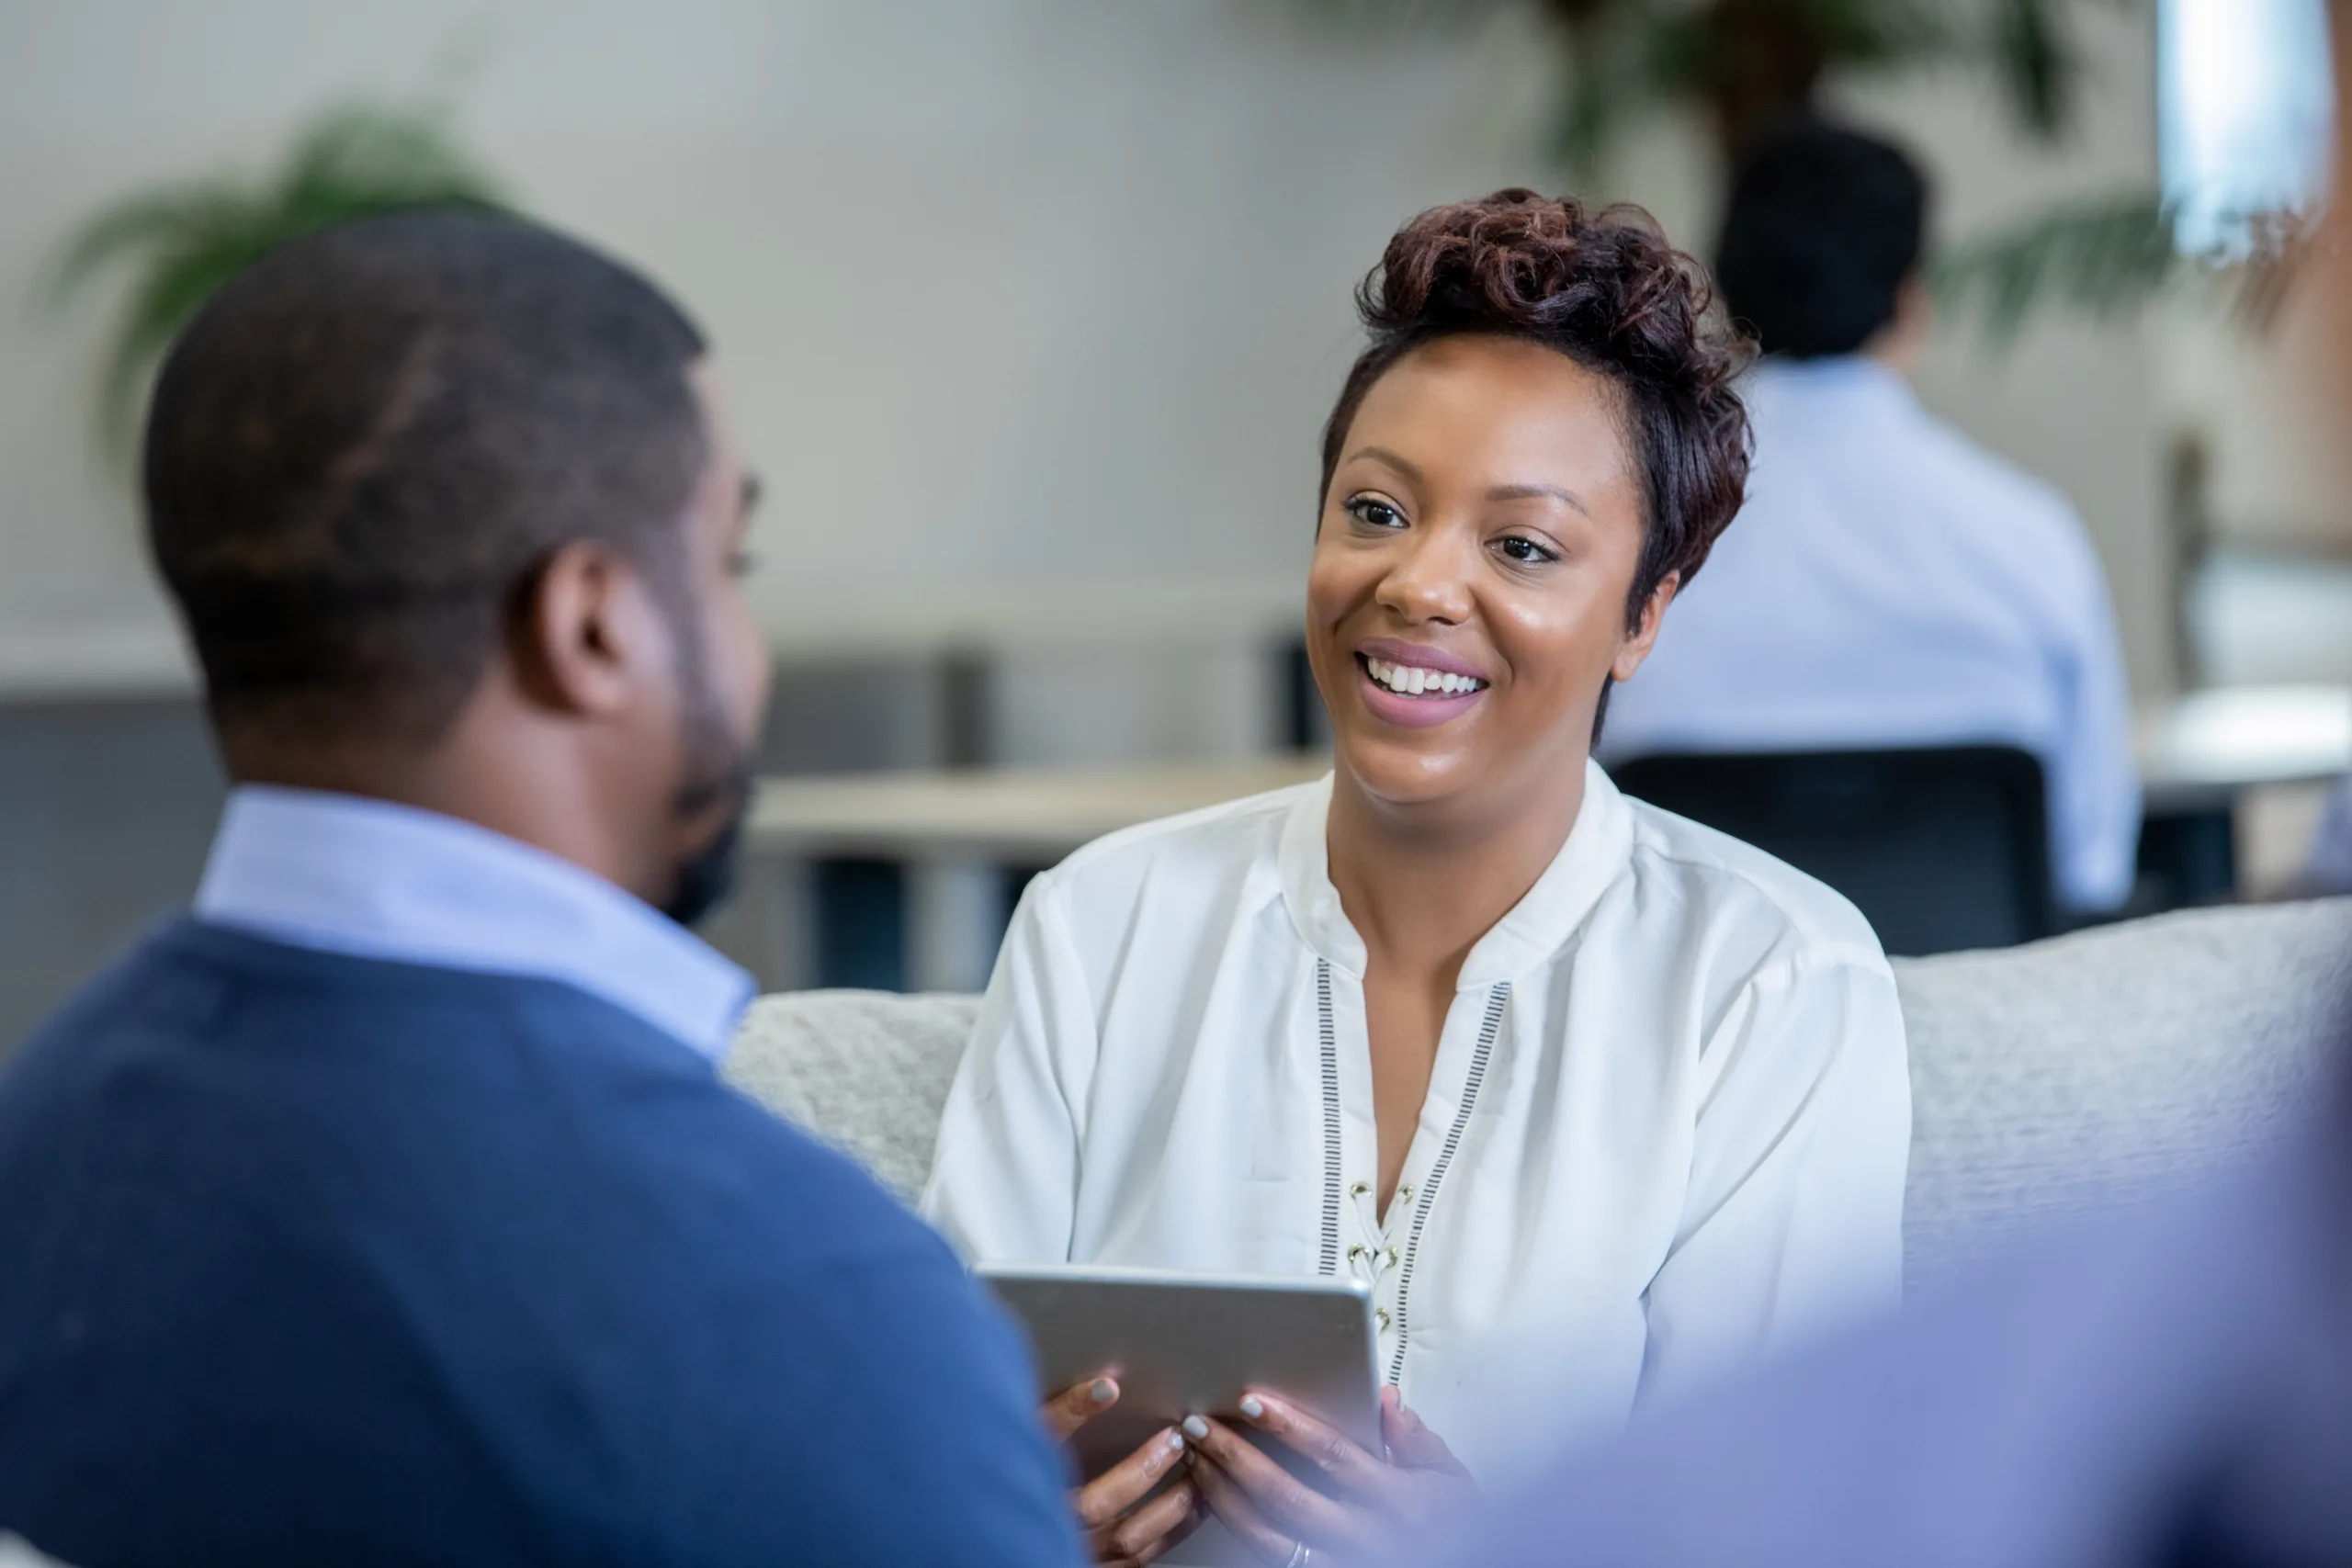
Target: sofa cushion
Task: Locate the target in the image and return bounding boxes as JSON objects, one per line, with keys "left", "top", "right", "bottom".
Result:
{"left": 726, "top": 900, "right": 2352, "bottom": 1274}
{"left": 727, "top": 988, "right": 978, "bottom": 1203}
{"left": 1894, "top": 897, "right": 2351, "bottom": 1280}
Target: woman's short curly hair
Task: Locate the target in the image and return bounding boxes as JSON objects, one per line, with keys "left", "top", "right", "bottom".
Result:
{"left": 1320, "top": 189, "right": 1754, "bottom": 629}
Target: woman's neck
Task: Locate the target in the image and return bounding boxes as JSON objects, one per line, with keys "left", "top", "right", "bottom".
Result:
{"left": 1324, "top": 758, "right": 1589, "bottom": 972}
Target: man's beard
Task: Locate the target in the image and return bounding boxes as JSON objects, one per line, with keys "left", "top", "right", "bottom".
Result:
{"left": 661, "top": 628, "right": 757, "bottom": 930}
{"left": 662, "top": 763, "right": 752, "bottom": 928}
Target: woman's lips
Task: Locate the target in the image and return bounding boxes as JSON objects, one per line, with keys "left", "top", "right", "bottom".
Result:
{"left": 1354, "top": 653, "right": 1487, "bottom": 729}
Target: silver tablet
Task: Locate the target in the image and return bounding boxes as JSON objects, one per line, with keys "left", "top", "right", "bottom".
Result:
{"left": 979, "top": 1262, "right": 1381, "bottom": 1481}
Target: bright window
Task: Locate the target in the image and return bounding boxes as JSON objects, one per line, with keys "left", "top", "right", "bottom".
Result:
{"left": 2159, "top": 0, "right": 2334, "bottom": 254}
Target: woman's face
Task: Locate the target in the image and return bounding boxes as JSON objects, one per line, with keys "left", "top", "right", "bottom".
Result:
{"left": 1306, "top": 333, "right": 1675, "bottom": 815}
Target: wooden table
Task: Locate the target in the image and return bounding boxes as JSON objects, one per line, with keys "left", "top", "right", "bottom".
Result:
{"left": 2135, "top": 683, "right": 2352, "bottom": 807}
{"left": 741, "top": 757, "right": 1329, "bottom": 991}
{"left": 739, "top": 684, "right": 2352, "bottom": 993}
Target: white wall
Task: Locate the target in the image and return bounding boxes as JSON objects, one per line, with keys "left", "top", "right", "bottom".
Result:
{"left": 0, "top": 0, "right": 2179, "bottom": 730}
{"left": 0, "top": 1, "right": 1555, "bottom": 697}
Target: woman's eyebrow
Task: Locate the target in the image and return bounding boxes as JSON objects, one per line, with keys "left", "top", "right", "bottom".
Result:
{"left": 1346, "top": 446, "right": 1424, "bottom": 484}
{"left": 1487, "top": 481, "right": 1591, "bottom": 518}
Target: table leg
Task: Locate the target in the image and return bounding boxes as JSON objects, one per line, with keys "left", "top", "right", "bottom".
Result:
{"left": 907, "top": 858, "right": 1004, "bottom": 994}
{"left": 737, "top": 852, "right": 817, "bottom": 993}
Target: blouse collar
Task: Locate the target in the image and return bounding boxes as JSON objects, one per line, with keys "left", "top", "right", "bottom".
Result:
{"left": 1277, "top": 758, "right": 1636, "bottom": 989}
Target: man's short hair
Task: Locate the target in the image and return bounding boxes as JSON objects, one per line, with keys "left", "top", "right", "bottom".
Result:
{"left": 142, "top": 206, "right": 709, "bottom": 743}
{"left": 1713, "top": 119, "right": 1928, "bottom": 359}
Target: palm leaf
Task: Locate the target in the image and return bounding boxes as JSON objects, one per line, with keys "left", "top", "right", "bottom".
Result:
{"left": 1932, "top": 191, "right": 2178, "bottom": 341}
{"left": 42, "top": 100, "right": 506, "bottom": 456}
{"left": 1981, "top": 0, "right": 2078, "bottom": 140}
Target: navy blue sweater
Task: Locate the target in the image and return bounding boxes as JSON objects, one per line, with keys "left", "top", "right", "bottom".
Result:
{"left": 0, "top": 919, "right": 1078, "bottom": 1567}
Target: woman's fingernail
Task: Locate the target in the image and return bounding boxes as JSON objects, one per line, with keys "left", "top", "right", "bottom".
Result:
{"left": 1167, "top": 1430, "right": 1186, "bottom": 1453}
{"left": 1089, "top": 1378, "right": 1117, "bottom": 1404}
{"left": 1182, "top": 1416, "right": 1210, "bottom": 1441}
{"left": 1239, "top": 1395, "right": 1265, "bottom": 1420}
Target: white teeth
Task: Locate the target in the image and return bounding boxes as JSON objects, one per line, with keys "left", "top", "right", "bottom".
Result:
{"left": 1364, "top": 657, "right": 1484, "bottom": 697}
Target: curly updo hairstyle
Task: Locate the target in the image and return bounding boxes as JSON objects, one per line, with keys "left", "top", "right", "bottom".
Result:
{"left": 1320, "top": 189, "right": 1753, "bottom": 633}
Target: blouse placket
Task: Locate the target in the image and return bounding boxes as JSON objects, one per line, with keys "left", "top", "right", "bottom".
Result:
{"left": 1313, "top": 955, "right": 1511, "bottom": 1388}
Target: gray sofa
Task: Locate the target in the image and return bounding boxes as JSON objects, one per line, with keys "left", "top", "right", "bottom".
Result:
{"left": 727, "top": 898, "right": 2352, "bottom": 1282}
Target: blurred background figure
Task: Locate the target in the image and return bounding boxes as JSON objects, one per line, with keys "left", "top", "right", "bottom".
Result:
{"left": 1600, "top": 118, "right": 2142, "bottom": 918}
{"left": 1420, "top": 1077, "right": 2352, "bottom": 1568}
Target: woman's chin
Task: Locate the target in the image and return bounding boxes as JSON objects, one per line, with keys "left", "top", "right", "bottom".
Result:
{"left": 1333, "top": 732, "right": 1483, "bottom": 810}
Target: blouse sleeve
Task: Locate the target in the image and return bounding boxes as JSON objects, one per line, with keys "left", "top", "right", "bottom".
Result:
{"left": 919, "top": 874, "right": 1099, "bottom": 1265}
{"left": 1634, "top": 950, "right": 1912, "bottom": 1408}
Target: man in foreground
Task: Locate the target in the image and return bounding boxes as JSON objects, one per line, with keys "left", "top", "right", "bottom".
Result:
{"left": 0, "top": 209, "right": 1077, "bottom": 1567}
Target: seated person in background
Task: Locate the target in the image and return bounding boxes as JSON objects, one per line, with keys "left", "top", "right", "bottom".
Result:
{"left": 0, "top": 209, "right": 1076, "bottom": 1568}
{"left": 1600, "top": 118, "right": 2142, "bottom": 915}
{"left": 924, "top": 190, "right": 1912, "bottom": 1566}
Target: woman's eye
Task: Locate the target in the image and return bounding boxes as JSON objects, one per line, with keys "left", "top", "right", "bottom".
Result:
{"left": 1497, "top": 536, "right": 1556, "bottom": 566}
{"left": 1346, "top": 497, "right": 1406, "bottom": 530}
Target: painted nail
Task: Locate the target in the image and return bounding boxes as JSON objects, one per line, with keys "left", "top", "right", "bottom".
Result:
{"left": 1182, "top": 1416, "right": 1210, "bottom": 1441}
{"left": 1239, "top": 1395, "right": 1265, "bottom": 1420}
{"left": 1089, "top": 1378, "right": 1117, "bottom": 1404}
{"left": 1167, "top": 1430, "right": 1186, "bottom": 1453}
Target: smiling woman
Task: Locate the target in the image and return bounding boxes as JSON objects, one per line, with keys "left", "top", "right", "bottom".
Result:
{"left": 923, "top": 191, "right": 1913, "bottom": 1567}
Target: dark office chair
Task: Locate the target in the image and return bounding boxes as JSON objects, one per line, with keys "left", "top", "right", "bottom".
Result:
{"left": 1609, "top": 745, "right": 2055, "bottom": 956}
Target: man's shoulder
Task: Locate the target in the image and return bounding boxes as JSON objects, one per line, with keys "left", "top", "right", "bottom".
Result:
{"left": 1894, "top": 408, "right": 2089, "bottom": 544}
{"left": 0, "top": 918, "right": 948, "bottom": 1284}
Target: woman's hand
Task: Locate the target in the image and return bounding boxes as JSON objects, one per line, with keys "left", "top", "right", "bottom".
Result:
{"left": 1042, "top": 1375, "right": 1202, "bottom": 1567}
{"left": 1181, "top": 1386, "right": 1477, "bottom": 1565}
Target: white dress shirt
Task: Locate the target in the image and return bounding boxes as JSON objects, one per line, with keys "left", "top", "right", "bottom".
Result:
{"left": 195, "top": 785, "right": 752, "bottom": 1058}
{"left": 1600, "top": 357, "right": 2142, "bottom": 911}
{"left": 922, "top": 762, "right": 1911, "bottom": 1486}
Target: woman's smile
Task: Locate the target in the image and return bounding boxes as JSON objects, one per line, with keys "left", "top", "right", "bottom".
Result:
{"left": 1355, "top": 637, "right": 1492, "bottom": 728}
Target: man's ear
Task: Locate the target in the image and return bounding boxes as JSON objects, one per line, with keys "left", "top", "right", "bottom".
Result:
{"left": 1610, "top": 571, "right": 1679, "bottom": 683}
{"left": 511, "top": 539, "right": 669, "bottom": 719}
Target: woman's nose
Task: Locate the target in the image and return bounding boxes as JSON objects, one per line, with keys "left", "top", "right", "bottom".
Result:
{"left": 1375, "top": 525, "right": 1475, "bottom": 624}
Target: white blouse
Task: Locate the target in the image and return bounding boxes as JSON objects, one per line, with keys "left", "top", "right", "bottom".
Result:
{"left": 922, "top": 761, "right": 1910, "bottom": 1486}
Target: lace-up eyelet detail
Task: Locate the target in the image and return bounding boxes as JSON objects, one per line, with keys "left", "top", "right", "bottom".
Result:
{"left": 1313, "top": 958, "right": 1511, "bottom": 1387}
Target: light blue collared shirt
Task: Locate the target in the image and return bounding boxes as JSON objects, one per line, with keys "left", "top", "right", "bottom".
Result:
{"left": 194, "top": 786, "right": 753, "bottom": 1059}
{"left": 1602, "top": 356, "right": 2142, "bottom": 911}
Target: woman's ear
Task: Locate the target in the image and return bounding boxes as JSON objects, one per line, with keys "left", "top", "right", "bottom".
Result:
{"left": 1610, "top": 571, "right": 1680, "bottom": 683}
{"left": 511, "top": 539, "right": 670, "bottom": 719}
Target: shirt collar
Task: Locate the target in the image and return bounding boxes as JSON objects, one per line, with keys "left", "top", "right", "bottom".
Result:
{"left": 1749, "top": 353, "right": 1916, "bottom": 408}
{"left": 1277, "top": 759, "right": 1635, "bottom": 988}
{"left": 195, "top": 785, "right": 753, "bottom": 1059}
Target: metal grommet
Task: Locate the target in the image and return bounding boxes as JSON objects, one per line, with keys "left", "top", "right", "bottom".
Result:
{"left": 1396, "top": 1182, "right": 1415, "bottom": 1202}
{"left": 1382, "top": 1246, "right": 1399, "bottom": 1266}
{"left": 1346, "top": 1244, "right": 1365, "bottom": 1261}
{"left": 1348, "top": 1180, "right": 1371, "bottom": 1198}
{"left": 1375, "top": 1307, "right": 1392, "bottom": 1331}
